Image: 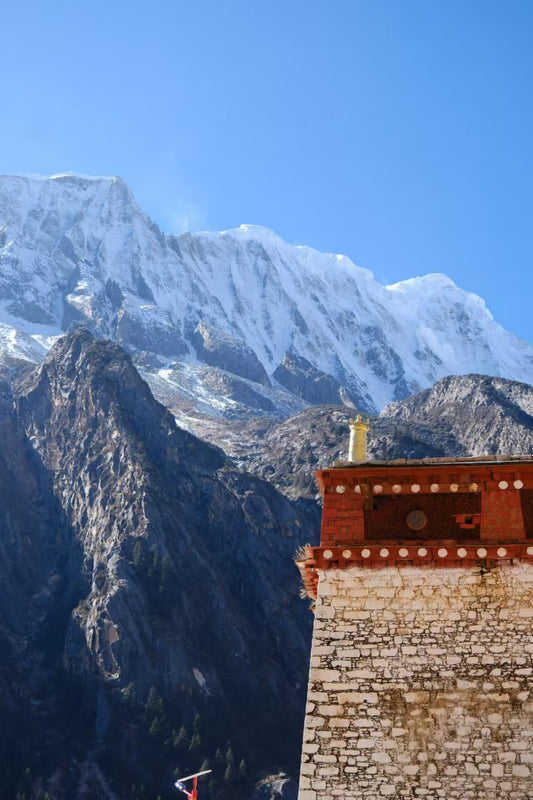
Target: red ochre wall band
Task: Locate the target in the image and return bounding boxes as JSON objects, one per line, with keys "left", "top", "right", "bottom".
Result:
{"left": 310, "top": 542, "right": 533, "bottom": 570}
{"left": 303, "top": 461, "right": 533, "bottom": 590}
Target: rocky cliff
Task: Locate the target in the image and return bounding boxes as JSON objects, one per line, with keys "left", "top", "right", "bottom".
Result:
{"left": 3, "top": 329, "right": 533, "bottom": 799}
{"left": 0, "top": 328, "right": 320, "bottom": 800}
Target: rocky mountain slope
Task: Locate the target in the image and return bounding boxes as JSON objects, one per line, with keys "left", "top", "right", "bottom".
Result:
{"left": 0, "top": 328, "right": 320, "bottom": 800}
{"left": 233, "top": 374, "right": 533, "bottom": 501}
{"left": 3, "top": 328, "right": 533, "bottom": 798}
{"left": 1, "top": 173, "right": 533, "bottom": 422}
{"left": 4, "top": 173, "right": 533, "bottom": 799}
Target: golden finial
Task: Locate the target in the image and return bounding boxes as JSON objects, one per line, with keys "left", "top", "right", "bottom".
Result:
{"left": 349, "top": 414, "right": 370, "bottom": 462}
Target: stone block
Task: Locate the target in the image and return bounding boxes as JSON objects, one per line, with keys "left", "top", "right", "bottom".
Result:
{"left": 351, "top": 669, "right": 375, "bottom": 679}
{"left": 372, "top": 752, "right": 391, "bottom": 764}
{"left": 305, "top": 716, "right": 325, "bottom": 728}
{"left": 335, "top": 691, "right": 379, "bottom": 704}
{"left": 512, "top": 764, "right": 531, "bottom": 777}
{"left": 499, "top": 752, "right": 517, "bottom": 763}
{"left": 318, "top": 767, "right": 339, "bottom": 776}
{"left": 311, "top": 668, "right": 340, "bottom": 681}
{"left": 329, "top": 717, "right": 350, "bottom": 728}
{"left": 405, "top": 691, "right": 430, "bottom": 703}
{"left": 318, "top": 705, "right": 344, "bottom": 716}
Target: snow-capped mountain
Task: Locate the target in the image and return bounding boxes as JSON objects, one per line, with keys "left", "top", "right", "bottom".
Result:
{"left": 1, "top": 172, "right": 533, "bottom": 418}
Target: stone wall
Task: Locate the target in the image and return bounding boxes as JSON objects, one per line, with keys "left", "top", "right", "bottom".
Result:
{"left": 299, "top": 564, "right": 533, "bottom": 799}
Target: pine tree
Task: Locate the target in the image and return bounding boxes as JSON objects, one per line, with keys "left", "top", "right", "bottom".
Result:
{"left": 173, "top": 726, "right": 188, "bottom": 752}
{"left": 132, "top": 540, "right": 145, "bottom": 569}
{"left": 160, "top": 554, "right": 176, "bottom": 595}
{"left": 214, "top": 746, "right": 225, "bottom": 777}
{"left": 149, "top": 716, "right": 163, "bottom": 737}
{"left": 144, "top": 686, "right": 163, "bottom": 717}
{"left": 224, "top": 745, "right": 236, "bottom": 781}
{"left": 123, "top": 681, "right": 137, "bottom": 709}
{"left": 149, "top": 545, "right": 160, "bottom": 582}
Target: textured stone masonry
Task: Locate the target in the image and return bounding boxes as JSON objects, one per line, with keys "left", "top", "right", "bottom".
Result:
{"left": 298, "top": 563, "right": 533, "bottom": 800}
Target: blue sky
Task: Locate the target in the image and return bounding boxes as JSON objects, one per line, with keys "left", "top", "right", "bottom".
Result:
{"left": 2, "top": 1, "right": 533, "bottom": 341}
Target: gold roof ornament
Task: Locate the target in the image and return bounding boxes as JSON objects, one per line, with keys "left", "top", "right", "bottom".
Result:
{"left": 349, "top": 414, "right": 370, "bottom": 462}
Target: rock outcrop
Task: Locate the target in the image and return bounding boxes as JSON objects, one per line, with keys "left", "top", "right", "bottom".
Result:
{"left": 273, "top": 353, "right": 356, "bottom": 406}
{"left": 0, "top": 328, "right": 320, "bottom": 799}
{"left": 192, "top": 322, "right": 271, "bottom": 386}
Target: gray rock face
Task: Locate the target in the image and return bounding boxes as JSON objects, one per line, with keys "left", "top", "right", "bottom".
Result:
{"left": 237, "top": 405, "right": 450, "bottom": 501}
{"left": 192, "top": 321, "right": 271, "bottom": 386}
{"left": 381, "top": 373, "right": 533, "bottom": 456}
{"left": 201, "top": 367, "right": 275, "bottom": 412}
{"left": 235, "top": 374, "right": 533, "bottom": 502}
{"left": 0, "top": 328, "right": 320, "bottom": 799}
{"left": 273, "top": 352, "right": 357, "bottom": 406}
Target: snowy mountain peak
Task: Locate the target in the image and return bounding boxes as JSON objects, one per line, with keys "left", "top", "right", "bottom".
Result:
{"left": 0, "top": 172, "right": 532, "bottom": 418}
{"left": 223, "top": 223, "right": 283, "bottom": 240}
{"left": 387, "top": 272, "right": 460, "bottom": 292}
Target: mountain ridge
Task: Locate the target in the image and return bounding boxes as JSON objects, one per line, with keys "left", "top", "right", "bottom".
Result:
{"left": 1, "top": 173, "right": 533, "bottom": 423}
{"left": 0, "top": 326, "right": 319, "bottom": 798}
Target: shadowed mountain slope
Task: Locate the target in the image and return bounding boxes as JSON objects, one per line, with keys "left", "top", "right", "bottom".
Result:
{"left": 0, "top": 328, "right": 320, "bottom": 799}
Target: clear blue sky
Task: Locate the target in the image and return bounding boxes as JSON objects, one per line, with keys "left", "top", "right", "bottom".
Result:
{"left": 2, "top": 1, "right": 533, "bottom": 341}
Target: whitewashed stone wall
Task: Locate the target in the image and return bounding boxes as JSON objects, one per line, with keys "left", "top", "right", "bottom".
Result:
{"left": 299, "top": 564, "right": 533, "bottom": 800}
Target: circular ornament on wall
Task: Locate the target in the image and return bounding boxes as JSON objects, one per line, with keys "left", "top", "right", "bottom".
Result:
{"left": 406, "top": 509, "right": 427, "bottom": 531}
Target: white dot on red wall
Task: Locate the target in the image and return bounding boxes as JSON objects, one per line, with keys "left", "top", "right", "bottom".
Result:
{"left": 354, "top": 485, "right": 361, "bottom": 494}
{"left": 399, "top": 548, "right": 409, "bottom": 557}
{"left": 380, "top": 548, "right": 390, "bottom": 558}
{"left": 430, "top": 484, "right": 439, "bottom": 493}
{"left": 497, "top": 548, "right": 507, "bottom": 557}
{"left": 438, "top": 548, "right": 448, "bottom": 558}
{"left": 392, "top": 484, "right": 402, "bottom": 493}
{"left": 373, "top": 484, "right": 383, "bottom": 493}
{"left": 411, "top": 484, "right": 420, "bottom": 493}
{"left": 342, "top": 549, "right": 352, "bottom": 559}
{"left": 469, "top": 483, "right": 478, "bottom": 492}
{"left": 336, "top": 485, "right": 346, "bottom": 494}
{"left": 323, "top": 549, "right": 333, "bottom": 559}
{"left": 418, "top": 548, "right": 428, "bottom": 557}
{"left": 361, "top": 548, "right": 371, "bottom": 558}
{"left": 527, "top": 547, "right": 533, "bottom": 556}
{"left": 450, "top": 484, "right": 459, "bottom": 492}
{"left": 498, "top": 481, "right": 508, "bottom": 490}
{"left": 457, "top": 548, "right": 467, "bottom": 558}
{"left": 477, "top": 548, "right": 488, "bottom": 558}
{"left": 514, "top": 480, "right": 524, "bottom": 489}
